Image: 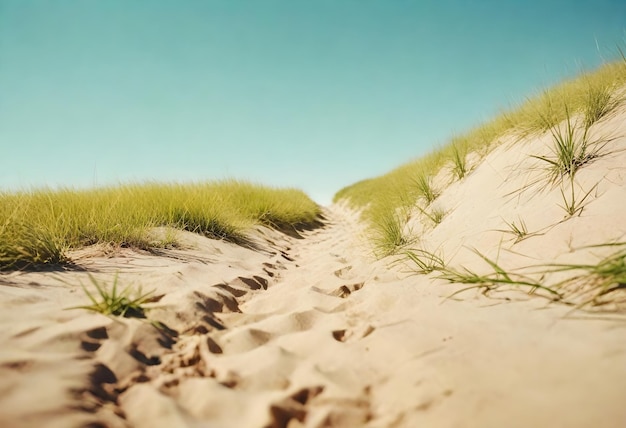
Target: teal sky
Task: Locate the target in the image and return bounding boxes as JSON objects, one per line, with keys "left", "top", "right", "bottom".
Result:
{"left": 1, "top": 1, "right": 625, "bottom": 204}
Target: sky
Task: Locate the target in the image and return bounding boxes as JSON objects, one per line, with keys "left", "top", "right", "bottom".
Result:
{"left": 1, "top": 1, "right": 625, "bottom": 205}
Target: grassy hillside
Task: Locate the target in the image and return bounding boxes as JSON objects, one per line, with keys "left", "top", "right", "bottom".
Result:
{"left": 334, "top": 58, "right": 626, "bottom": 257}
{"left": 0, "top": 180, "right": 321, "bottom": 270}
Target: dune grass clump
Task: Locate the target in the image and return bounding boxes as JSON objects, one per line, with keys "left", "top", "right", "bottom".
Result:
{"left": 0, "top": 180, "right": 321, "bottom": 270}
{"left": 334, "top": 58, "right": 626, "bottom": 257}
{"left": 335, "top": 151, "right": 446, "bottom": 256}
{"left": 550, "top": 244, "right": 626, "bottom": 308}
{"left": 583, "top": 78, "right": 621, "bottom": 128}
{"left": 412, "top": 172, "right": 439, "bottom": 205}
{"left": 437, "top": 244, "right": 626, "bottom": 311}
{"left": 371, "top": 210, "right": 410, "bottom": 257}
{"left": 439, "top": 249, "right": 562, "bottom": 300}
{"left": 0, "top": 219, "right": 68, "bottom": 270}
{"left": 497, "top": 217, "right": 530, "bottom": 243}
{"left": 532, "top": 110, "right": 608, "bottom": 185}
{"left": 557, "top": 177, "right": 598, "bottom": 218}
{"left": 449, "top": 141, "right": 469, "bottom": 180}
{"left": 415, "top": 205, "right": 446, "bottom": 227}
{"left": 404, "top": 248, "right": 445, "bottom": 275}
{"left": 69, "top": 273, "right": 153, "bottom": 318}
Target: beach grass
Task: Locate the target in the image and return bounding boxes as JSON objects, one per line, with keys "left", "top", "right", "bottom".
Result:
{"left": 0, "top": 180, "right": 321, "bottom": 270}
{"left": 370, "top": 203, "right": 412, "bottom": 257}
{"left": 334, "top": 58, "right": 626, "bottom": 256}
{"left": 412, "top": 171, "right": 439, "bottom": 205}
{"left": 449, "top": 140, "right": 469, "bottom": 180}
{"left": 557, "top": 177, "right": 598, "bottom": 219}
{"left": 582, "top": 76, "right": 621, "bottom": 128}
{"left": 497, "top": 217, "right": 531, "bottom": 243}
{"left": 439, "top": 249, "right": 562, "bottom": 300}
{"left": 416, "top": 204, "right": 446, "bottom": 227}
{"left": 436, "top": 244, "right": 626, "bottom": 310}
{"left": 547, "top": 244, "right": 626, "bottom": 308}
{"left": 532, "top": 109, "right": 608, "bottom": 184}
{"left": 68, "top": 273, "right": 153, "bottom": 318}
{"left": 404, "top": 248, "right": 445, "bottom": 275}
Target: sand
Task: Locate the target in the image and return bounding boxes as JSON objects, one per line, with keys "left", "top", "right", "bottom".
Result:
{"left": 2, "top": 107, "right": 626, "bottom": 427}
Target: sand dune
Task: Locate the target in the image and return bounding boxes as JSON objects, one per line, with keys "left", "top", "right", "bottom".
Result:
{"left": 2, "top": 106, "right": 626, "bottom": 427}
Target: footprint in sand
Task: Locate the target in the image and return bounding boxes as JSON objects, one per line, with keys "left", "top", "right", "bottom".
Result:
{"left": 330, "top": 282, "right": 364, "bottom": 299}
{"left": 333, "top": 265, "right": 355, "bottom": 280}
{"left": 268, "top": 386, "right": 325, "bottom": 428}
{"left": 266, "top": 261, "right": 287, "bottom": 270}
{"left": 194, "top": 290, "right": 240, "bottom": 313}
{"left": 262, "top": 261, "right": 287, "bottom": 279}
{"left": 203, "top": 276, "right": 270, "bottom": 312}
{"left": 80, "top": 326, "right": 108, "bottom": 352}
{"left": 309, "top": 282, "right": 365, "bottom": 299}
{"left": 229, "top": 275, "right": 269, "bottom": 291}
{"left": 220, "top": 327, "right": 274, "bottom": 353}
{"left": 331, "top": 255, "right": 350, "bottom": 264}
{"left": 332, "top": 324, "right": 376, "bottom": 343}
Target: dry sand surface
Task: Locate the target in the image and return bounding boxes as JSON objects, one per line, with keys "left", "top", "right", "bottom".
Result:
{"left": 2, "top": 108, "right": 626, "bottom": 428}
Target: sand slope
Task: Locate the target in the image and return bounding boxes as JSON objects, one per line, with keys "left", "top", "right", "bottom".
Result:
{"left": 2, "top": 107, "right": 626, "bottom": 427}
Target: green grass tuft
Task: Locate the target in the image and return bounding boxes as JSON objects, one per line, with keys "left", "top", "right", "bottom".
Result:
{"left": 583, "top": 80, "right": 621, "bottom": 128}
{"left": 550, "top": 245, "right": 626, "bottom": 308}
{"left": 371, "top": 208, "right": 411, "bottom": 257}
{"left": 450, "top": 141, "right": 468, "bottom": 180}
{"left": 412, "top": 172, "right": 439, "bottom": 205}
{"left": 435, "top": 244, "right": 626, "bottom": 310}
{"left": 497, "top": 217, "right": 529, "bottom": 243}
{"left": 557, "top": 177, "right": 598, "bottom": 218}
{"left": 68, "top": 274, "right": 153, "bottom": 318}
{"left": 416, "top": 205, "right": 446, "bottom": 226}
{"left": 404, "top": 248, "right": 445, "bottom": 274}
{"left": 532, "top": 110, "right": 607, "bottom": 184}
{"left": 439, "top": 249, "right": 561, "bottom": 299}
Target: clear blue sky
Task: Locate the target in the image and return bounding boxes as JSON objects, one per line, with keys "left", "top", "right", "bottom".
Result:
{"left": 1, "top": 1, "right": 625, "bottom": 204}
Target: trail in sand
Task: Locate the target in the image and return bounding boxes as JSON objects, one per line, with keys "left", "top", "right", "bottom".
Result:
{"left": 1, "top": 199, "right": 626, "bottom": 428}
{"left": 120, "top": 206, "right": 391, "bottom": 428}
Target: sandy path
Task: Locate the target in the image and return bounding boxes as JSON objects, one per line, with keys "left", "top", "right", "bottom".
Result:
{"left": 2, "top": 203, "right": 626, "bottom": 428}
{"left": 115, "top": 207, "right": 385, "bottom": 428}
{"left": 117, "top": 205, "right": 626, "bottom": 428}
{"left": 186, "top": 207, "right": 626, "bottom": 428}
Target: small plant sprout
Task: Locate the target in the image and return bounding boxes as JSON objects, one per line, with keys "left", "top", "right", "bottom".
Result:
{"left": 416, "top": 205, "right": 446, "bottom": 226}
{"left": 558, "top": 177, "right": 598, "bottom": 218}
{"left": 497, "top": 217, "right": 530, "bottom": 243}
{"left": 69, "top": 273, "right": 154, "bottom": 318}
{"left": 404, "top": 248, "right": 445, "bottom": 274}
